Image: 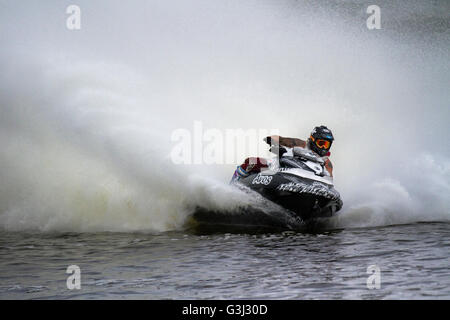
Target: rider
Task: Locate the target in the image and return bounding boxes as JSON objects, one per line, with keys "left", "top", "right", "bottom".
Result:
{"left": 230, "top": 125, "right": 335, "bottom": 182}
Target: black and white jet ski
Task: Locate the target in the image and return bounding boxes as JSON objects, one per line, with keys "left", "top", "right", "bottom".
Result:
{"left": 189, "top": 145, "right": 343, "bottom": 233}
{"left": 232, "top": 146, "right": 343, "bottom": 222}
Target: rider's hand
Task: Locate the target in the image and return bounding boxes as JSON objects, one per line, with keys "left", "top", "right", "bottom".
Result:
{"left": 269, "top": 145, "right": 287, "bottom": 156}
{"left": 264, "top": 136, "right": 272, "bottom": 145}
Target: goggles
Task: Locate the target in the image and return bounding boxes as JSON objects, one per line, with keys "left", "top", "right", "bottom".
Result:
{"left": 311, "top": 136, "right": 331, "bottom": 149}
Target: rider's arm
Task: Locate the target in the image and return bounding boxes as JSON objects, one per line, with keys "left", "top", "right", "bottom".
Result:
{"left": 324, "top": 158, "right": 333, "bottom": 177}
{"left": 265, "top": 135, "right": 307, "bottom": 148}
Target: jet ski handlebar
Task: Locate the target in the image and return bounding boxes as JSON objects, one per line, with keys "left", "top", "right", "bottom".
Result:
{"left": 268, "top": 145, "right": 324, "bottom": 165}
{"left": 269, "top": 145, "right": 287, "bottom": 157}
{"left": 292, "top": 147, "right": 325, "bottom": 164}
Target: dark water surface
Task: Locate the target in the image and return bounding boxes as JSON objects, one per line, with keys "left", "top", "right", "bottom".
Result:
{"left": 1, "top": 222, "right": 449, "bottom": 299}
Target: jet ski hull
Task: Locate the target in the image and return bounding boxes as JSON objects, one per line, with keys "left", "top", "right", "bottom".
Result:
{"left": 235, "top": 171, "right": 343, "bottom": 221}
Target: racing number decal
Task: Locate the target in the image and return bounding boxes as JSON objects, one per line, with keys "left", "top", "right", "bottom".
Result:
{"left": 252, "top": 174, "right": 273, "bottom": 185}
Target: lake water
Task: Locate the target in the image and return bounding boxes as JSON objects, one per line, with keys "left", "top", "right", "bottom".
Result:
{"left": 1, "top": 221, "right": 449, "bottom": 299}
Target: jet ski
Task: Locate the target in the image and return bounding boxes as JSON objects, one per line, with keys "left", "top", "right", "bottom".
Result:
{"left": 188, "top": 145, "right": 343, "bottom": 234}
{"left": 232, "top": 145, "right": 343, "bottom": 222}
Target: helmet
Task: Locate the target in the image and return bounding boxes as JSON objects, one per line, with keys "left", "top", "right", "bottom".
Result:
{"left": 307, "top": 125, "right": 334, "bottom": 157}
